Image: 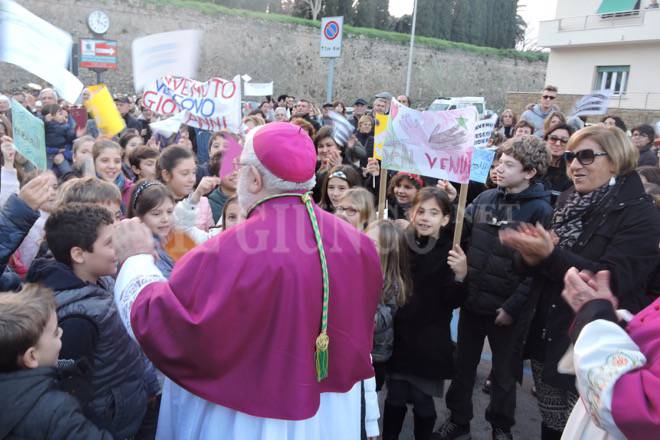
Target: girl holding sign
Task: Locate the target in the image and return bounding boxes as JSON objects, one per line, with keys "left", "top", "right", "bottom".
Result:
{"left": 383, "top": 187, "right": 467, "bottom": 440}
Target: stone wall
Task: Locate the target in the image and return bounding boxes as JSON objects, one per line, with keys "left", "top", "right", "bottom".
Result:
{"left": 506, "top": 92, "right": 660, "bottom": 127}
{"left": 0, "top": 0, "right": 548, "bottom": 110}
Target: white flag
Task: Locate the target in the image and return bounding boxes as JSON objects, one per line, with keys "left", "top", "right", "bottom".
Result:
{"left": 150, "top": 112, "right": 187, "bottom": 137}
{"left": 571, "top": 91, "right": 612, "bottom": 117}
{"left": 0, "top": 0, "right": 83, "bottom": 102}
{"left": 329, "top": 111, "right": 354, "bottom": 147}
{"left": 131, "top": 30, "right": 202, "bottom": 92}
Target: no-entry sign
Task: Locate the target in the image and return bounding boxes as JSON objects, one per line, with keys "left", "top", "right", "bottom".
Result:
{"left": 80, "top": 38, "right": 117, "bottom": 69}
{"left": 320, "top": 16, "right": 343, "bottom": 58}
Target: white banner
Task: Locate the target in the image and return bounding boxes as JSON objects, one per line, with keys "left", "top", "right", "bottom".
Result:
{"left": 131, "top": 30, "right": 202, "bottom": 92}
{"left": 142, "top": 75, "right": 242, "bottom": 133}
{"left": 0, "top": 0, "right": 83, "bottom": 102}
{"left": 473, "top": 113, "right": 498, "bottom": 148}
{"left": 243, "top": 81, "right": 273, "bottom": 97}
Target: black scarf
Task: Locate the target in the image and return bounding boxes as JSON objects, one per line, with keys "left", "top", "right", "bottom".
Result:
{"left": 551, "top": 177, "right": 619, "bottom": 249}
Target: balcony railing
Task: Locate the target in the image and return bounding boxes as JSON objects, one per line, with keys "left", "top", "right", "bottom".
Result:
{"left": 538, "top": 8, "right": 660, "bottom": 47}
{"left": 608, "top": 91, "right": 660, "bottom": 110}
{"left": 554, "top": 10, "right": 651, "bottom": 32}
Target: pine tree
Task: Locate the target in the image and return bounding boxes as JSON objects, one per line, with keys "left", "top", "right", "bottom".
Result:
{"left": 374, "top": 0, "right": 390, "bottom": 30}
{"left": 416, "top": 0, "right": 453, "bottom": 40}
{"left": 290, "top": 0, "right": 312, "bottom": 18}
{"left": 323, "top": 0, "right": 353, "bottom": 21}
{"left": 354, "top": 0, "right": 376, "bottom": 28}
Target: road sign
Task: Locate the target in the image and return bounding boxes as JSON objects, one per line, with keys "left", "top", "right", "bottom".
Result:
{"left": 80, "top": 38, "right": 117, "bottom": 69}
{"left": 320, "top": 16, "right": 343, "bottom": 58}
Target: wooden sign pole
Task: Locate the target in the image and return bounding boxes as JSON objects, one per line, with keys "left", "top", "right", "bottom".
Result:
{"left": 452, "top": 183, "right": 469, "bottom": 248}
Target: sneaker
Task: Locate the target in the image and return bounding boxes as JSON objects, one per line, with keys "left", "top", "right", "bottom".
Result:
{"left": 432, "top": 420, "right": 471, "bottom": 440}
{"left": 492, "top": 427, "right": 513, "bottom": 440}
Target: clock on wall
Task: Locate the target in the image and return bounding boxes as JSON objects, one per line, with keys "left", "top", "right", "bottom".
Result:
{"left": 87, "top": 10, "right": 110, "bottom": 35}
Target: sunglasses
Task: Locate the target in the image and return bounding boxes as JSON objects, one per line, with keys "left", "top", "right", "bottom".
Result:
{"left": 542, "top": 95, "right": 556, "bottom": 100}
{"left": 548, "top": 134, "right": 569, "bottom": 145}
{"left": 563, "top": 149, "right": 608, "bottom": 166}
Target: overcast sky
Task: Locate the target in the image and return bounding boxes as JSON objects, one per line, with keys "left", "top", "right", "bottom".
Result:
{"left": 388, "top": 0, "right": 558, "bottom": 42}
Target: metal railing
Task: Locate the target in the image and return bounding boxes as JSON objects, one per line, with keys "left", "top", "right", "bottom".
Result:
{"left": 608, "top": 92, "right": 660, "bottom": 110}
{"left": 541, "top": 8, "right": 660, "bottom": 32}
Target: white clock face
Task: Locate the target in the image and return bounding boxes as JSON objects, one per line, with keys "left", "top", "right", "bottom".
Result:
{"left": 88, "top": 10, "right": 110, "bottom": 35}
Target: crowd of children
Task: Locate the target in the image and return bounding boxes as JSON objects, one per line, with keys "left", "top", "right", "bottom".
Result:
{"left": 0, "top": 86, "right": 659, "bottom": 440}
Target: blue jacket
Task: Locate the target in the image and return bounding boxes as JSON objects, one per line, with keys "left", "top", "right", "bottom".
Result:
{"left": 0, "top": 194, "right": 40, "bottom": 291}
{"left": 45, "top": 119, "right": 76, "bottom": 159}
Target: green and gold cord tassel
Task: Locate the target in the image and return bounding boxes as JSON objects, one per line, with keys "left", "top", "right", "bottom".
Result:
{"left": 302, "top": 192, "right": 331, "bottom": 381}
{"left": 247, "top": 192, "right": 331, "bottom": 382}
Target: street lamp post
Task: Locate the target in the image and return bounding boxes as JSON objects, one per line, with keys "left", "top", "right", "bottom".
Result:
{"left": 405, "top": 0, "right": 418, "bottom": 97}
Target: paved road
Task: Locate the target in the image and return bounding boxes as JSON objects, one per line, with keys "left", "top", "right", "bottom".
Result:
{"left": 377, "top": 312, "right": 543, "bottom": 439}
{"left": 377, "top": 358, "right": 542, "bottom": 440}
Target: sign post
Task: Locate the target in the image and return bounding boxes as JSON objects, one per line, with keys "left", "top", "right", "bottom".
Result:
{"left": 80, "top": 38, "right": 117, "bottom": 84}
{"left": 320, "top": 16, "right": 343, "bottom": 103}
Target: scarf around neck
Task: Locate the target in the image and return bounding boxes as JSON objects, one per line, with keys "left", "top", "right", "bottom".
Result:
{"left": 551, "top": 177, "right": 618, "bottom": 248}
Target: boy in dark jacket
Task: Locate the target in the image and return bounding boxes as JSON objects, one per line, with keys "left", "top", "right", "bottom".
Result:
{"left": 26, "top": 203, "right": 159, "bottom": 439}
{"left": 0, "top": 284, "right": 112, "bottom": 439}
{"left": 435, "top": 136, "right": 553, "bottom": 440}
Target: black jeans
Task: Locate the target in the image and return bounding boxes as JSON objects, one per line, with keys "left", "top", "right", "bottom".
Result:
{"left": 445, "top": 308, "right": 524, "bottom": 430}
{"left": 383, "top": 378, "right": 437, "bottom": 440}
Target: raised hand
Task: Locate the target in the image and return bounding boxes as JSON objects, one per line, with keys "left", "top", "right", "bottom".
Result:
{"left": 437, "top": 180, "right": 457, "bottom": 202}
{"left": 18, "top": 173, "right": 54, "bottom": 211}
{"left": 363, "top": 157, "right": 380, "bottom": 177}
{"left": 1, "top": 136, "right": 16, "bottom": 168}
{"left": 192, "top": 176, "right": 221, "bottom": 203}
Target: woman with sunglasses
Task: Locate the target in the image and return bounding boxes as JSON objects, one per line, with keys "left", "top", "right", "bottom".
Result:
{"left": 500, "top": 125, "right": 660, "bottom": 440}
{"left": 542, "top": 123, "right": 575, "bottom": 205}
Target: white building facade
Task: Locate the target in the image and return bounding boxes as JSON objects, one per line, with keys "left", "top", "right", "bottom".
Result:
{"left": 538, "top": 0, "right": 660, "bottom": 110}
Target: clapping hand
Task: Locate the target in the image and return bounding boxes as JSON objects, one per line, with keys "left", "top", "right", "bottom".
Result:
{"left": 561, "top": 268, "right": 618, "bottom": 313}
{"left": 499, "top": 223, "right": 555, "bottom": 266}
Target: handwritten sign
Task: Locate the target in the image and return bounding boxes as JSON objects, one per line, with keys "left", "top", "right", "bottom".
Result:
{"left": 373, "top": 114, "right": 389, "bottom": 160}
{"left": 469, "top": 148, "right": 496, "bottom": 184}
{"left": 382, "top": 99, "right": 477, "bottom": 184}
{"left": 11, "top": 98, "right": 46, "bottom": 170}
{"left": 474, "top": 113, "right": 498, "bottom": 148}
{"left": 142, "top": 75, "right": 242, "bottom": 133}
